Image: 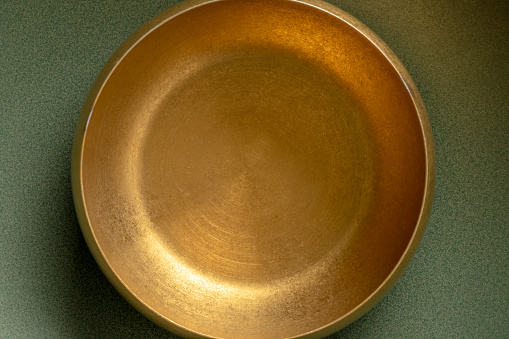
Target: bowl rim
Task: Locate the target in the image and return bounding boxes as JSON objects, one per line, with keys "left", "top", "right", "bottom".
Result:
{"left": 71, "top": 0, "right": 436, "bottom": 337}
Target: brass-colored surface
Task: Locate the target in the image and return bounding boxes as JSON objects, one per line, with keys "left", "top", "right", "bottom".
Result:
{"left": 72, "top": 0, "right": 435, "bottom": 338}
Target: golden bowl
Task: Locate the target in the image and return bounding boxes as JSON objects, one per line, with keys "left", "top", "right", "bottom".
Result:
{"left": 72, "top": 0, "right": 435, "bottom": 337}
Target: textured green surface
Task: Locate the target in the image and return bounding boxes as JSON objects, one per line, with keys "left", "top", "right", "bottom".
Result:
{"left": 1, "top": 0, "right": 508, "bottom": 338}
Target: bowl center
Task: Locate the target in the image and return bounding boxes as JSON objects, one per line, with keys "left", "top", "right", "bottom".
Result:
{"left": 137, "top": 48, "right": 375, "bottom": 282}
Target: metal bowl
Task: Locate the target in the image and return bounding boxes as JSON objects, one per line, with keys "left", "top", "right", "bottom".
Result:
{"left": 72, "top": 0, "right": 435, "bottom": 337}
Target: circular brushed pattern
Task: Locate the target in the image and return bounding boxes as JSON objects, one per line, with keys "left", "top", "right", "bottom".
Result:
{"left": 73, "top": 0, "right": 435, "bottom": 338}
{"left": 139, "top": 49, "right": 375, "bottom": 283}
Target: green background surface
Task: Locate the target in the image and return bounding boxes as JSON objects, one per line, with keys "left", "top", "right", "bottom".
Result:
{"left": 1, "top": 0, "right": 508, "bottom": 338}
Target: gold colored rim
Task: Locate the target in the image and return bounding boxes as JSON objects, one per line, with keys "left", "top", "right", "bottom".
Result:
{"left": 71, "top": 0, "right": 435, "bottom": 337}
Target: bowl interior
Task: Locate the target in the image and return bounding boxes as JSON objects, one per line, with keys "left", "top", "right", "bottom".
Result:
{"left": 79, "top": 0, "right": 429, "bottom": 337}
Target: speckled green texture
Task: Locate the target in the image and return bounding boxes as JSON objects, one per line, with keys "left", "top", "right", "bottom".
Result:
{"left": 1, "top": 0, "right": 507, "bottom": 338}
